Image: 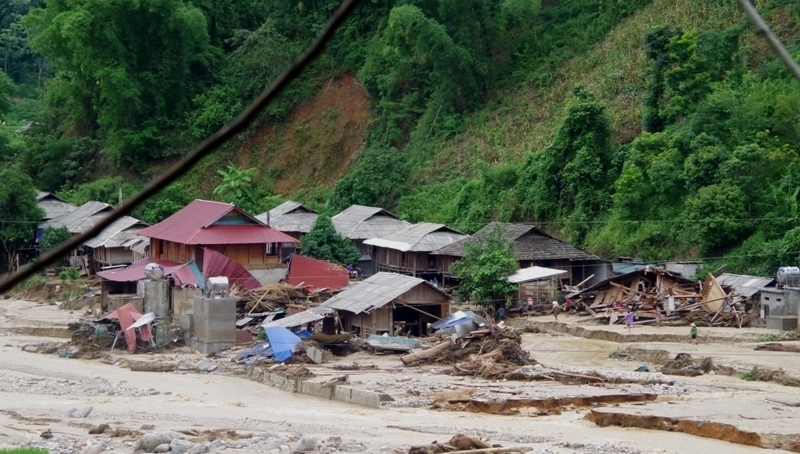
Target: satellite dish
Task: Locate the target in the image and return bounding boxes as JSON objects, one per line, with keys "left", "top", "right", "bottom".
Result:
{"left": 144, "top": 263, "right": 164, "bottom": 280}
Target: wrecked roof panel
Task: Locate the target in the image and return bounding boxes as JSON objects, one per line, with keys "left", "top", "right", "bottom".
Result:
{"left": 716, "top": 273, "right": 775, "bottom": 298}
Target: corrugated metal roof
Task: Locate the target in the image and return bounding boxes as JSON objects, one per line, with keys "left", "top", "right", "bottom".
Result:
{"left": 84, "top": 216, "right": 147, "bottom": 248}
{"left": 332, "top": 205, "right": 410, "bottom": 240}
{"left": 432, "top": 222, "right": 598, "bottom": 261}
{"left": 364, "top": 223, "right": 467, "bottom": 252}
{"left": 320, "top": 272, "right": 451, "bottom": 314}
{"left": 41, "top": 201, "right": 113, "bottom": 233}
{"left": 716, "top": 273, "right": 775, "bottom": 298}
{"left": 98, "top": 258, "right": 202, "bottom": 288}
{"left": 262, "top": 306, "right": 334, "bottom": 329}
{"left": 286, "top": 254, "right": 350, "bottom": 291}
{"left": 256, "top": 201, "right": 320, "bottom": 233}
{"left": 138, "top": 199, "right": 299, "bottom": 245}
{"left": 507, "top": 266, "right": 567, "bottom": 283}
{"left": 37, "top": 193, "right": 78, "bottom": 221}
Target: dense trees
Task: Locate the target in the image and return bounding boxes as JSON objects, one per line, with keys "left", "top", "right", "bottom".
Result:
{"left": 301, "top": 215, "right": 360, "bottom": 266}
{"left": 0, "top": 166, "right": 43, "bottom": 271}
{"left": 451, "top": 226, "right": 518, "bottom": 306}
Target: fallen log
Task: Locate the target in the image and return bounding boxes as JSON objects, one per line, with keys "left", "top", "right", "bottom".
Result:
{"left": 660, "top": 368, "right": 702, "bottom": 377}
{"left": 448, "top": 448, "right": 533, "bottom": 454}
{"left": 401, "top": 339, "right": 453, "bottom": 366}
{"left": 552, "top": 371, "right": 605, "bottom": 382}
{"left": 754, "top": 343, "right": 800, "bottom": 353}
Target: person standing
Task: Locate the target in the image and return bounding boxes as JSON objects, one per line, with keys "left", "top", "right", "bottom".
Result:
{"left": 690, "top": 323, "right": 698, "bottom": 345}
{"left": 625, "top": 311, "right": 634, "bottom": 330}
{"left": 526, "top": 297, "right": 533, "bottom": 316}
{"left": 552, "top": 301, "right": 560, "bottom": 320}
{"left": 655, "top": 305, "right": 662, "bottom": 327}
{"left": 496, "top": 305, "right": 506, "bottom": 322}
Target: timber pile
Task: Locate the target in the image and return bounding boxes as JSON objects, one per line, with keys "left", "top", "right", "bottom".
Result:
{"left": 400, "top": 324, "right": 536, "bottom": 380}
{"left": 569, "top": 269, "right": 753, "bottom": 327}
{"left": 234, "top": 283, "right": 340, "bottom": 313}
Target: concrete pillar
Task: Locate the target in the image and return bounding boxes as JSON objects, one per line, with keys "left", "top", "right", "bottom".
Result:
{"left": 191, "top": 295, "right": 237, "bottom": 354}
{"left": 142, "top": 279, "right": 169, "bottom": 317}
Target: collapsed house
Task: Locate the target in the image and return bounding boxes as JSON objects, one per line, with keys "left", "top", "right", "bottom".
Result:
{"left": 568, "top": 268, "right": 761, "bottom": 327}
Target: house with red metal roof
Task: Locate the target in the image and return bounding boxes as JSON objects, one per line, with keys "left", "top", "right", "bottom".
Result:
{"left": 137, "top": 200, "right": 299, "bottom": 284}
{"left": 286, "top": 254, "right": 350, "bottom": 293}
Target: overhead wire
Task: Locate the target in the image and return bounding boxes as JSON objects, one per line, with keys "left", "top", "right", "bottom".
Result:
{"left": 0, "top": 0, "right": 360, "bottom": 294}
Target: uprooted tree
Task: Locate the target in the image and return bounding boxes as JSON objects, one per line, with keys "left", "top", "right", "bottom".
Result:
{"left": 451, "top": 225, "right": 518, "bottom": 307}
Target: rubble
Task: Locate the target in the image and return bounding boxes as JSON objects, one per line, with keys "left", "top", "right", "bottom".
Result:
{"left": 408, "top": 434, "right": 530, "bottom": 454}
{"left": 568, "top": 269, "right": 756, "bottom": 328}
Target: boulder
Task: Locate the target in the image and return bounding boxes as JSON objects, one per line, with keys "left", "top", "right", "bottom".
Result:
{"left": 136, "top": 432, "right": 181, "bottom": 452}
{"left": 293, "top": 436, "right": 319, "bottom": 453}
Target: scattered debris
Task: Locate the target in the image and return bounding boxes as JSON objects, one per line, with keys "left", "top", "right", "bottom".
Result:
{"left": 754, "top": 343, "right": 800, "bottom": 353}
{"left": 408, "top": 434, "right": 529, "bottom": 453}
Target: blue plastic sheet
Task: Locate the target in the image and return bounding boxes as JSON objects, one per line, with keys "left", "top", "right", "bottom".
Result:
{"left": 265, "top": 326, "right": 302, "bottom": 362}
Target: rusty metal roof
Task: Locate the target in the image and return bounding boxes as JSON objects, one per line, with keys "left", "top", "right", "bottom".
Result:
{"left": 364, "top": 223, "right": 467, "bottom": 252}
{"left": 138, "top": 199, "right": 298, "bottom": 245}
{"left": 332, "top": 205, "right": 410, "bottom": 240}
{"left": 320, "top": 272, "right": 451, "bottom": 314}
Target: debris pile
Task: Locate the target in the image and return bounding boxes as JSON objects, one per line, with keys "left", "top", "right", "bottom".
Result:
{"left": 408, "top": 434, "right": 530, "bottom": 454}
{"left": 659, "top": 353, "right": 714, "bottom": 377}
{"left": 568, "top": 269, "right": 754, "bottom": 327}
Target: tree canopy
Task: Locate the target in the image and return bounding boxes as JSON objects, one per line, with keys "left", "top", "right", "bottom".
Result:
{"left": 0, "top": 166, "right": 43, "bottom": 271}
{"left": 450, "top": 226, "right": 518, "bottom": 306}
{"left": 300, "top": 215, "right": 360, "bottom": 266}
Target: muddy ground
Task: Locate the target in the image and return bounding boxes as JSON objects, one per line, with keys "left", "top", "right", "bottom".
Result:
{"left": 1, "top": 299, "right": 799, "bottom": 454}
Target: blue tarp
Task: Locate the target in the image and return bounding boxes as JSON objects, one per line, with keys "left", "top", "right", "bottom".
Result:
{"left": 264, "top": 326, "right": 302, "bottom": 362}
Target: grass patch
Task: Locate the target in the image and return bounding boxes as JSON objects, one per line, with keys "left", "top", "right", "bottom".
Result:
{"left": 739, "top": 367, "right": 758, "bottom": 381}
{"left": 0, "top": 449, "right": 49, "bottom": 454}
{"left": 755, "top": 332, "right": 799, "bottom": 343}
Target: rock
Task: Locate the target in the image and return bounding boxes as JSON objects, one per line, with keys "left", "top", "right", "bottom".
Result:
{"left": 293, "top": 436, "right": 319, "bottom": 453}
{"left": 197, "top": 360, "right": 218, "bottom": 373}
{"left": 141, "top": 424, "right": 156, "bottom": 431}
{"left": 187, "top": 444, "right": 209, "bottom": 454}
{"left": 153, "top": 444, "right": 171, "bottom": 453}
{"left": 23, "top": 345, "right": 39, "bottom": 353}
{"left": 81, "top": 445, "right": 104, "bottom": 454}
{"left": 340, "top": 443, "right": 366, "bottom": 452}
{"left": 88, "top": 424, "right": 110, "bottom": 434}
{"left": 169, "top": 439, "right": 195, "bottom": 454}
{"left": 129, "top": 361, "right": 178, "bottom": 372}
{"left": 68, "top": 406, "right": 93, "bottom": 418}
{"left": 208, "top": 440, "right": 224, "bottom": 450}
{"left": 137, "top": 432, "right": 181, "bottom": 452}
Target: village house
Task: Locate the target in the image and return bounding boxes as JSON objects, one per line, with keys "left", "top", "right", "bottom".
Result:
{"left": 363, "top": 222, "right": 467, "bottom": 279}
{"left": 285, "top": 254, "right": 350, "bottom": 293}
{"left": 432, "top": 222, "right": 609, "bottom": 287}
{"left": 137, "top": 199, "right": 300, "bottom": 285}
{"left": 83, "top": 216, "right": 148, "bottom": 272}
{"left": 319, "top": 272, "right": 451, "bottom": 337}
{"left": 36, "top": 192, "right": 77, "bottom": 222}
{"left": 332, "top": 205, "right": 410, "bottom": 276}
{"left": 256, "top": 201, "right": 319, "bottom": 259}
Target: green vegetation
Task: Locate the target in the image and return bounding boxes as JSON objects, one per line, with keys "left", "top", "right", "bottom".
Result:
{"left": 755, "top": 331, "right": 799, "bottom": 343}
{"left": 3, "top": 0, "right": 800, "bottom": 275}
{"left": 0, "top": 449, "right": 49, "bottom": 454}
{"left": 300, "top": 215, "right": 360, "bottom": 266}
{"left": 451, "top": 226, "right": 518, "bottom": 306}
{"left": 0, "top": 165, "right": 43, "bottom": 270}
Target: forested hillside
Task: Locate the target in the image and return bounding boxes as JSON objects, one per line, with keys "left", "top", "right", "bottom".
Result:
{"left": 3, "top": 0, "right": 800, "bottom": 275}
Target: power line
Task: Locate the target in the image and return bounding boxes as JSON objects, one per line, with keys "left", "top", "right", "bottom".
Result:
{"left": 738, "top": 0, "right": 800, "bottom": 83}
{"left": 0, "top": 0, "right": 360, "bottom": 294}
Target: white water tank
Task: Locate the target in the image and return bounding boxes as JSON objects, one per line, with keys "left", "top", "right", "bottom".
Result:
{"left": 776, "top": 266, "right": 800, "bottom": 286}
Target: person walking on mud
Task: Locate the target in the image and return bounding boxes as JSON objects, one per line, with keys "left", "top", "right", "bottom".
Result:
{"left": 625, "top": 311, "right": 634, "bottom": 330}
{"left": 496, "top": 305, "right": 506, "bottom": 322}
{"left": 552, "top": 301, "right": 560, "bottom": 320}
{"left": 690, "top": 323, "right": 698, "bottom": 345}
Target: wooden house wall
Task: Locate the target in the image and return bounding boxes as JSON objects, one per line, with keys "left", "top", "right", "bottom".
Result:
{"left": 375, "top": 247, "right": 450, "bottom": 275}
{"left": 341, "top": 284, "right": 450, "bottom": 337}
{"left": 519, "top": 277, "right": 559, "bottom": 302}
{"left": 150, "top": 239, "right": 197, "bottom": 263}
{"left": 150, "top": 240, "right": 282, "bottom": 270}
{"left": 93, "top": 246, "right": 135, "bottom": 266}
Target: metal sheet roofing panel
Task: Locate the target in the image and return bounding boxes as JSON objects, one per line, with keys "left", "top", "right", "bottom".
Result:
{"left": 138, "top": 199, "right": 298, "bottom": 245}
{"left": 38, "top": 198, "right": 78, "bottom": 221}
{"left": 320, "top": 272, "right": 450, "bottom": 314}
{"left": 716, "top": 273, "right": 775, "bottom": 298}
{"left": 286, "top": 254, "right": 350, "bottom": 292}
{"left": 97, "top": 258, "right": 200, "bottom": 288}
{"left": 507, "top": 266, "right": 567, "bottom": 283}
{"left": 364, "top": 223, "right": 466, "bottom": 252}
{"left": 262, "top": 306, "right": 334, "bottom": 329}
{"left": 83, "top": 216, "right": 146, "bottom": 248}
{"left": 332, "top": 205, "right": 409, "bottom": 239}
{"left": 41, "top": 201, "right": 113, "bottom": 233}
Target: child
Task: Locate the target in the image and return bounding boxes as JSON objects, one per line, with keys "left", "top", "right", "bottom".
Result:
{"left": 625, "top": 311, "right": 634, "bottom": 330}
{"left": 690, "top": 323, "right": 698, "bottom": 345}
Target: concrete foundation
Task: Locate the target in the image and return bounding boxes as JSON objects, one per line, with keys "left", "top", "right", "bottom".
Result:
{"left": 173, "top": 288, "right": 202, "bottom": 315}
{"left": 107, "top": 294, "right": 144, "bottom": 313}
{"left": 191, "top": 295, "right": 237, "bottom": 354}
{"left": 766, "top": 315, "right": 798, "bottom": 331}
